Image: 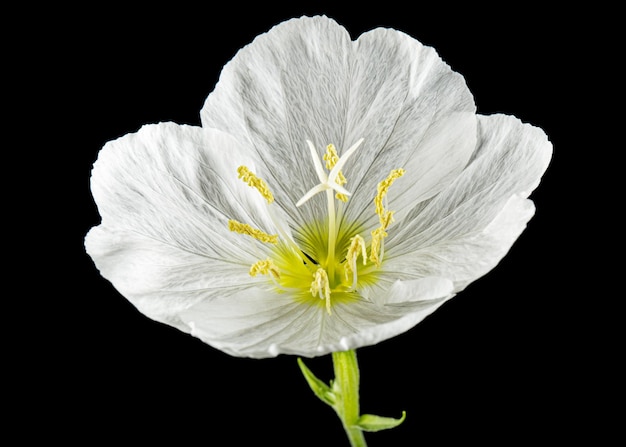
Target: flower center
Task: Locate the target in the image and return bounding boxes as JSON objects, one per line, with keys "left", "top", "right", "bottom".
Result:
{"left": 228, "top": 140, "right": 404, "bottom": 314}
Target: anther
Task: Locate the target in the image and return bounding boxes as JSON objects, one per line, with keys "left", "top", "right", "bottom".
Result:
{"left": 237, "top": 166, "right": 274, "bottom": 203}
{"left": 310, "top": 267, "right": 332, "bottom": 315}
{"left": 370, "top": 168, "right": 405, "bottom": 267}
{"left": 228, "top": 219, "right": 278, "bottom": 244}
{"left": 374, "top": 168, "right": 405, "bottom": 223}
{"left": 324, "top": 144, "right": 348, "bottom": 202}
{"left": 249, "top": 258, "right": 280, "bottom": 278}
{"left": 370, "top": 227, "right": 387, "bottom": 267}
{"left": 323, "top": 144, "right": 340, "bottom": 170}
{"left": 344, "top": 235, "right": 367, "bottom": 288}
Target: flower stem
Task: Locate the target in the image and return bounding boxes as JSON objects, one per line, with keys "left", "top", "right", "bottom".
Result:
{"left": 332, "top": 350, "right": 367, "bottom": 447}
{"left": 298, "top": 350, "right": 405, "bottom": 446}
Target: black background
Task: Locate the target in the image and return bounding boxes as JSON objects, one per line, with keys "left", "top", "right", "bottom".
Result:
{"left": 18, "top": 2, "right": 617, "bottom": 445}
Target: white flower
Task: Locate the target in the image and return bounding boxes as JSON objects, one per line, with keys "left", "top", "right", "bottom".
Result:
{"left": 85, "top": 16, "right": 552, "bottom": 358}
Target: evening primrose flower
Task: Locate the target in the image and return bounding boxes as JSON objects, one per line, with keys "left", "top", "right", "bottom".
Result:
{"left": 85, "top": 16, "right": 551, "bottom": 360}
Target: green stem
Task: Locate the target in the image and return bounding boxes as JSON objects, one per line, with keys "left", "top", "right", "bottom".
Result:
{"left": 332, "top": 350, "right": 367, "bottom": 447}
{"left": 299, "top": 350, "right": 406, "bottom": 445}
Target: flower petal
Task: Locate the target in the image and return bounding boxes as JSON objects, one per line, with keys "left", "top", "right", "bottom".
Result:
{"left": 180, "top": 288, "right": 317, "bottom": 358}
{"left": 332, "top": 277, "right": 455, "bottom": 352}
{"left": 200, "top": 16, "right": 354, "bottom": 228}
{"left": 86, "top": 122, "right": 288, "bottom": 327}
{"left": 384, "top": 114, "right": 552, "bottom": 290}
{"left": 85, "top": 226, "right": 257, "bottom": 330}
{"left": 200, "top": 16, "right": 477, "bottom": 233}
{"left": 340, "top": 27, "right": 477, "bottom": 229}
{"left": 90, "top": 122, "right": 279, "bottom": 261}
{"left": 179, "top": 277, "right": 453, "bottom": 358}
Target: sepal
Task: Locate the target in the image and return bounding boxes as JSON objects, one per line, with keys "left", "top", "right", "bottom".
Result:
{"left": 297, "top": 358, "right": 336, "bottom": 407}
{"left": 354, "top": 411, "right": 407, "bottom": 432}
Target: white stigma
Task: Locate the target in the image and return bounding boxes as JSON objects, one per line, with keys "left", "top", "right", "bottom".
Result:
{"left": 296, "top": 139, "right": 364, "bottom": 207}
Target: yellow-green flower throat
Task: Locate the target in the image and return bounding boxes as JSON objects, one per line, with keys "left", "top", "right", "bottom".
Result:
{"left": 228, "top": 140, "right": 404, "bottom": 314}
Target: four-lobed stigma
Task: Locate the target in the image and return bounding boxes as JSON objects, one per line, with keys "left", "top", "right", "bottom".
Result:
{"left": 227, "top": 140, "right": 403, "bottom": 314}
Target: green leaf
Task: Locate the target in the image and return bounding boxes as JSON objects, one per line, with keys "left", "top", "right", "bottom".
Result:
{"left": 354, "top": 411, "right": 407, "bottom": 432}
{"left": 297, "top": 358, "right": 336, "bottom": 407}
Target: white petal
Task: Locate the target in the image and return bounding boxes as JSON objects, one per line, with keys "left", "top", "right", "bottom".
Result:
{"left": 340, "top": 27, "right": 477, "bottom": 228}
{"left": 179, "top": 277, "right": 453, "bottom": 358}
{"left": 180, "top": 288, "right": 324, "bottom": 358}
{"left": 86, "top": 122, "right": 289, "bottom": 327}
{"left": 331, "top": 277, "right": 455, "bottom": 352}
{"left": 387, "top": 195, "right": 536, "bottom": 291}
{"left": 90, "top": 122, "right": 279, "bottom": 261}
{"left": 200, "top": 16, "right": 476, "bottom": 235}
{"left": 200, "top": 16, "right": 354, "bottom": 228}
{"left": 384, "top": 114, "right": 552, "bottom": 290}
{"left": 85, "top": 226, "right": 258, "bottom": 330}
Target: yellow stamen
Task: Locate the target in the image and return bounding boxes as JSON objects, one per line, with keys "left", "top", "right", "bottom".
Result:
{"left": 344, "top": 235, "right": 367, "bottom": 287}
{"left": 370, "top": 227, "right": 387, "bottom": 267}
{"left": 228, "top": 219, "right": 278, "bottom": 244}
{"left": 374, "top": 168, "right": 405, "bottom": 225}
{"left": 310, "top": 267, "right": 332, "bottom": 315}
{"left": 323, "top": 144, "right": 339, "bottom": 170}
{"left": 237, "top": 166, "right": 274, "bottom": 203}
{"left": 370, "top": 169, "right": 405, "bottom": 267}
{"left": 379, "top": 210, "right": 395, "bottom": 231}
{"left": 323, "top": 144, "right": 348, "bottom": 202}
{"left": 249, "top": 258, "right": 280, "bottom": 279}
{"left": 335, "top": 184, "right": 348, "bottom": 202}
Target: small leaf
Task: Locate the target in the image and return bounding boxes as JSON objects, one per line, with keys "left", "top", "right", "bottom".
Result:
{"left": 355, "top": 411, "right": 407, "bottom": 432}
{"left": 297, "top": 358, "right": 336, "bottom": 407}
